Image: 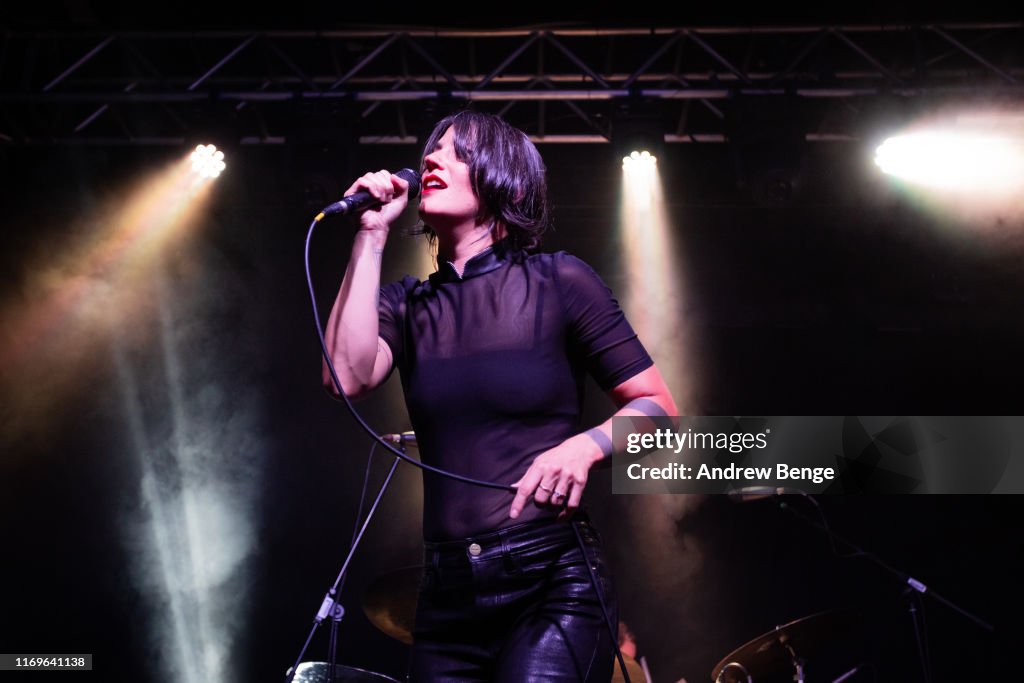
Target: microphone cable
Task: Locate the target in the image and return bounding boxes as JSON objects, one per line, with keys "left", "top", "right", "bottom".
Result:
{"left": 305, "top": 213, "right": 514, "bottom": 492}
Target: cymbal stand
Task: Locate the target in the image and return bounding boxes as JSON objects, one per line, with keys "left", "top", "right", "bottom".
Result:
{"left": 284, "top": 450, "right": 403, "bottom": 682}
{"left": 776, "top": 496, "right": 993, "bottom": 683}
{"left": 781, "top": 636, "right": 806, "bottom": 683}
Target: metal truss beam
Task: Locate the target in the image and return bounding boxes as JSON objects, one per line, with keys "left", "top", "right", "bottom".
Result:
{"left": 1, "top": 23, "right": 1021, "bottom": 145}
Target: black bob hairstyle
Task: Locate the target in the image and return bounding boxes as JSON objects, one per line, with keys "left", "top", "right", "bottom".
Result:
{"left": 416, "top": 110, "right": 549, "bottom": 253}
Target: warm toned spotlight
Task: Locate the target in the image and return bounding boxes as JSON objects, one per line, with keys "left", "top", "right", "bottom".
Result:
{"left": 190, "top": 144, "right": 226, "bottom": 179}
{"left": 622, "top": 149, "right": 658, "bottom": 169}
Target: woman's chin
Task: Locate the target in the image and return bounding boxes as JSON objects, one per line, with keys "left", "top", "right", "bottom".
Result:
{"left": 417, "top": 211, "right": 459, "bottom": 234}
{"left": 418, "top": 205, "right": 443, "bottom": 224}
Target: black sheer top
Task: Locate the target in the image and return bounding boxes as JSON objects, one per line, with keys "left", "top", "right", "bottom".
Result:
{"left": 378, "top": 238, "right": 653, "bottom": 540}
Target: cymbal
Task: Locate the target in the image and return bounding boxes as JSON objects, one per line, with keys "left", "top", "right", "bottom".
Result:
{"left": 711, "top": 610, "right": 858, "bottom": 683}
{"left": 362, "top": 565, "right": 422, "bottom": 645}
{"left": 612, "top": 654, "right": 646, "bottom": 683}
{"left": 293, "top": 661, "right": 400, "bottom": 682}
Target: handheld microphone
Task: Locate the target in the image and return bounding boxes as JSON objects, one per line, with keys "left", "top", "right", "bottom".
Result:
{"left": 318, "top": 168, "right": 422, "bottom": 219}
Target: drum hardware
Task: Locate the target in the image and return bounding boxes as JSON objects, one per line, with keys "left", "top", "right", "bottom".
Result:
{"left": 711, "top": 610, "right": 858, "bottom": 683}
{"left": 291, "top": 661, "right": 400, "bottom": 682}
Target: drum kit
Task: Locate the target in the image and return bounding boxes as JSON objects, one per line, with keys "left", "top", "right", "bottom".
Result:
{"left": 711, "top": 610, "right": 862, "bottom": 683}
{"left": 291, "top": 661, "right": 402, "bottom": 682}
{"left": 295, "top": 565, "right": 861, "bottom": 682}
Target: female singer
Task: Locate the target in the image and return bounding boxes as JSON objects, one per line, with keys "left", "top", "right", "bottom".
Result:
{"left": 323, "top": 110, "right": 676, "bottom": 681}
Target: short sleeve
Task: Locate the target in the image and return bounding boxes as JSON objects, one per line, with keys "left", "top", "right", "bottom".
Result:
{"left": 553, "top": 253, "right": 654, "bottom": 391}
{"left": 378, "top": 276, "right": 418, "bottom": 368}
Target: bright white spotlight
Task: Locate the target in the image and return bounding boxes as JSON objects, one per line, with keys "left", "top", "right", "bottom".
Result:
{"left": 190, "top": 144, "right": 226, "bottom": 179}
{"left": 622, "top": 150, "right": 659, "bottom": 207}
{"left": 874, "top": 131, "right": 1024, "bottom": 192}
{"left": 618, "top": 140, "right": 692, "bottom": 412}
{"left": 622, "top": 149, "right": 658, "bottom": 169}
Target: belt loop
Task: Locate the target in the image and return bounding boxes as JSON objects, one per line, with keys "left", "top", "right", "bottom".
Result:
{"left": 499, "top": 524, "right": 524, "bottom": 574}
{"left": 499, "top": 525, "right": 510, "bottom": 557}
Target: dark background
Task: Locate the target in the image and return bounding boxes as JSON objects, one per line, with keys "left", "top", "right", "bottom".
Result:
{"left": 2, "top": 4, "right": 1023, "bottom": 683}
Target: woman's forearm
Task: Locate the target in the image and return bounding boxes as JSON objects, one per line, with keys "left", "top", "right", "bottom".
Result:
{"left": 322, "top": 229, "right": 389, "bottom": 397}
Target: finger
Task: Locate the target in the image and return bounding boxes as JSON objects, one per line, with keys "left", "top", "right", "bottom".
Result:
{"left": 391, "top": 174, "right": 409, "bottom": 197}
{"left": 510, "top": 468, "right": 542, "bottom": 519}
{"left": 565, "top": 481, "right": 581, "bottom": 511}
{"left": 369, "top": 170, "right": 394, "bottom": 203}
{"left": 533, "top": 477, "right": 560, "bottom": 506}
{"left": 565, "top": 476, "right": 585, "bottom": 512}
{"left": 348, "top": 172, "right": 383, "bottom": 197}
{"left": 556, "top": 489, "right": 580, "bottom": 519}
{"left": 546, "top": 479, "right": 568, "bottom": 507}
{"left": 344, "top": 170, "right": 392, "bottom": 201}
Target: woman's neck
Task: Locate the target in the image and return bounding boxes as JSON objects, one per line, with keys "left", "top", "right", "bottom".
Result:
{"left": 437, "top": 221, "right": 507, "bottom": 274}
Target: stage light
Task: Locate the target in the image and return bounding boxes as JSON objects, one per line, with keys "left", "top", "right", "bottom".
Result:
{"left": 874, "top": 131, "right": 1024, "bottom": 192}
{"left": 621, "top": 150, "right": 659, "bottom": 210}
{"left": 619, "top": 145, "right": 693, "bottom": 412}
{"left": 622, "top": 150, "right": 658, "bottom": 168}
{"left": 870, "top": 108, "right": 1024, "bottom": 225}
{"left": 190, "top": 144, "right": 226, "bottom": 179}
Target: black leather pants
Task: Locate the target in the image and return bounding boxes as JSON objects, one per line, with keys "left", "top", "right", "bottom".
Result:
{"left": 409, "top": 513, "right": 618, "bottom": 682}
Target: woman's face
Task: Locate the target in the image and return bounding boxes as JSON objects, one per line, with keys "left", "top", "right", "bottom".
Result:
{"left": 418, "top": 126, "right": 481, "bottom": 230}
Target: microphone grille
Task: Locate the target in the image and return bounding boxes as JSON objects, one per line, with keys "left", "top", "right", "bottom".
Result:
{"left": 396, "top": 168, "right": 422, "bottom": 198}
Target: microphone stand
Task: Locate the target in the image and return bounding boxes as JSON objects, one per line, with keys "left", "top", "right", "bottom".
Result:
{"left": 774, "top": 495, "right": 993, "bottom": 683}
{"left": 284, "top": 448, "right": 404, "bottom": 683}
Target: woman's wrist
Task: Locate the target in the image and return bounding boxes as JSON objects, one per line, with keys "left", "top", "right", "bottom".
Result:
{"left": 579, "top": 430, "right": 612, "bottom": 465}
{"left": 353, "top": 226, "right": 389, "bottom": 251}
